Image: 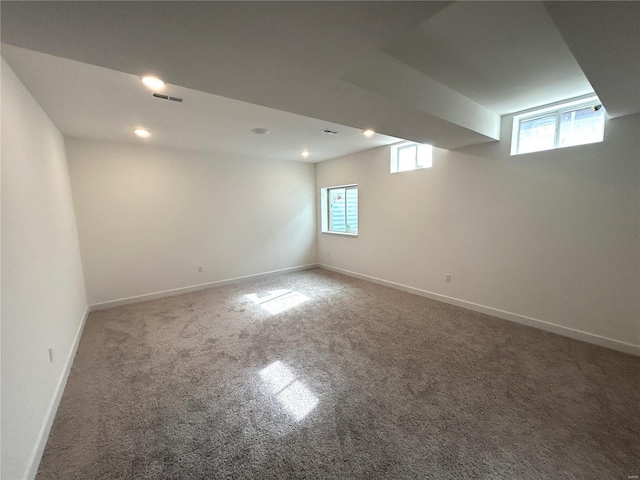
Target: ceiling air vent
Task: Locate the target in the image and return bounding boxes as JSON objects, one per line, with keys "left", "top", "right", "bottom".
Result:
{"left": 321, "top": 129, "right": 339, "bottom": 135}
{"left": 152, "top": 93, "right": 183, "bottom": 103}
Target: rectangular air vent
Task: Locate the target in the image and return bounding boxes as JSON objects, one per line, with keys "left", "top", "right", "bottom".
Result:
{"left": 153, "top": 93, "right": 183, "bottom": 103}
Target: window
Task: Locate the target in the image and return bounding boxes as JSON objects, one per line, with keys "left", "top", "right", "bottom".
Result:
{"left": 320, "top": 184, "right": 358, "bottom": 235}
{"left": 390, "top": 142, "right": 432, "bottom": 173}
{"left": 511, "top": 96, "right": 605, "bottom": 155}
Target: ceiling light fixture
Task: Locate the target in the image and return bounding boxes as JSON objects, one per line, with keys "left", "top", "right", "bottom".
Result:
{"left": 134, "top": 128, "right": 150, "bottom": 138}
{"left": 252, "top": 128, "right": 269, "bottom": 135}
{"left": 300, "top": 150, "right": 310, "bottom": 158}
{"left": 141, "top": 76, "right": 165, "bottom": 90}
{"left": 363, "top": 129, "right": 375, "bottom": 137}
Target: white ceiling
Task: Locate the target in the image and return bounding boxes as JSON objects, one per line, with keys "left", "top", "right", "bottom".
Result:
{"left": 384, "top": 1, "right": 594, "bottom": 115}
{"left": 544, "top": 1, "right": 640, "bottom": 119}
{"left": 1, "top": 1, "right": 638, "bottom": 160}
{"left": 1, "top": 45, "right": 401, "bottom": 163}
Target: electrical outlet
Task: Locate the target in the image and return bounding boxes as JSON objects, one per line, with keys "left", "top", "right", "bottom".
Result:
{"left": 445, "top": 274, "right": 452, "bottom": 283}
{"left": 198, "top": 266, "right": 203, "bottom": 273}
{"left": 48, "top": 347, "right": 54, "bottom": 363}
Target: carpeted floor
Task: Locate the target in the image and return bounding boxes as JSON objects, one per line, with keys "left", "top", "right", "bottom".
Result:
{"left": 36, "top": 268, "right": 638, "bottom": 479}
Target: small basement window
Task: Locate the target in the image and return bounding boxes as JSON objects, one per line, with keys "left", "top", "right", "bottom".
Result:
{"left": 390, "top": 142, "right": 432, "bottom": 173}
{"left": 511, "top": 96, "right": 605, "bottom": 155}
{"left": 320, "top": 185, "right": 358, "bottom": 235}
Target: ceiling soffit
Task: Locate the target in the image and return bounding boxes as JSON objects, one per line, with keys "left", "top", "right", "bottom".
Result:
{"left": 384, "top": 1, "right": 595, "bottom": 116}
{"left": 0, "top": 1, "right": 502, "bottom": 150}
{"left": 544, "top": 1, "right": 640, "bottom": 119}
{"left": 3, "top": 1, "right": 630, "bottom": 150}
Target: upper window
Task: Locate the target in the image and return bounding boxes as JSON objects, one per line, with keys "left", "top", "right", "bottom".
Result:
{"left": 390, "top": 142, "right": 432, "bottom": 173}
{"left": 320, "top": 185, "right": 358, "bottom": 235}
{"left": 511, "top": 96, "right": 605, "bottom": 155}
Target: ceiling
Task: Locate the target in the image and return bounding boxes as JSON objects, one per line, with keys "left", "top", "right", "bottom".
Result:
{"left": 384, "top": 1, "right": 593, "bottom": 116}
{"left": 544, "top": 1, "right": 640, "bottom": 119}
{"left": 1, "top": 45, "right": 401, "bottom": 163}
{"left": 1, "top": 1, "right": 638, "bottom": 161}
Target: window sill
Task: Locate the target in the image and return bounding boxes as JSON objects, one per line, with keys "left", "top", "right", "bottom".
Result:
{"left": 321, "top": 230, "right": 358, "bottom": 237}
{"left": 391, "top": 166, "right": 428, "bottom": 174}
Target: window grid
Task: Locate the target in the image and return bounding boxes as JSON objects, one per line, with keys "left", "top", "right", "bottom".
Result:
{"left": 327, "top": 185, "right": 358, "bottom": 234}
{"left": 390, "top": 142, "right": 432, "bottom": 173}
{"left": 512, "top": 97, "right": 604, "bottom": 155}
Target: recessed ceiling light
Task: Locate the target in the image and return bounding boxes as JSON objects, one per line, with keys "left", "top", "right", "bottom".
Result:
{"left": 252, "top": 128, "right": 269, "bottom": 135}
{"left": 363, "top": 129, "right": 375, "bottom": 137}
{"left": 300, "top": 150, "right": 310, "bottom": 158}
{"left": 142, "top": 76, "right": 165, "bottom": 90}
{"left": 134, "top": 128, "right": 150, "bottom": 138}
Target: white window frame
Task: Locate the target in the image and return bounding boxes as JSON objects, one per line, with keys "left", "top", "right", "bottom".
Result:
{"left": 320, "top": 184, "right": 358, "bottom": 236}
{"left": 510, "top": 95, "right": 605, "bottom": 156}
{"left": 390, "top": 141, "right": 432, "bottom": 173}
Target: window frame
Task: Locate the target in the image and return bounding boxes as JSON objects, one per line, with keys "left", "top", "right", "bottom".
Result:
{"left": 390, "top": 141, "right": 433, "bottom": 173}
{"left": 320, "top": 184, "right": 358, "bottom": 236}
{"left": 511, "top": 96, "right": 605, "bottom": 156}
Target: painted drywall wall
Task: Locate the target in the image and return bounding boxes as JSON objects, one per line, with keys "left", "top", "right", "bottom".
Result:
{"left": 1, "top": 58, "right": 88, "bottom": 480}
{"left": 316, "top": 113, "right": 640, "bottom": 352}
{"left": 66, "top": 138, "right": 317, "bottom": 305}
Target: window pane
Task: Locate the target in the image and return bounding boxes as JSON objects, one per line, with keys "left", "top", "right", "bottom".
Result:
{"left": 329, "top": 188, "right": 346, "bottom": 232}
{"left": 416, "top": 144, "right": 433, "bottom": 168}
{"left": 398, "top": 145, "right": 417, "bottom": 172}
{"left": 559, "top": 106, "right": 604, "bottom": 148}
{"left": 345, "top": 188, "right": 358, "bottom": 232}
{"left": 518, "top": 114, "right": 556, "bottom": 154}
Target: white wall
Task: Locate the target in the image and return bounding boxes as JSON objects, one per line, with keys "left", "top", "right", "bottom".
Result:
{"left": 1, "top": 58, "right": 88, "bottom": 480}
{"left": 316, "top": 113, "right": 640, "bottom": 353}
{"left": 65, "top": 138, "right": 317, "bottom": 306}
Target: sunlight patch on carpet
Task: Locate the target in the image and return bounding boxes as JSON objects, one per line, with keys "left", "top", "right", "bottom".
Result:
{"left": 260, "top": 361, "right": 319, "bottom": 421}
{"left": 246, "top": 289, "right": 310, "bottom": 315}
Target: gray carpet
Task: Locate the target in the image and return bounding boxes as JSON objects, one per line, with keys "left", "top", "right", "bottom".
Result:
{"left": 36, "top": 268, "right": 638, "bottom": 479}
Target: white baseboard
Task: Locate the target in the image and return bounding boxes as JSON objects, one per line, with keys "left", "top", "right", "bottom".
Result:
{"left": 90, "top": 264, "right": 319, "bottom": 311}
{"left": 25, "top": 305, "right": 90, "bottom": 480}
{"left": 319, "top": 264, "right": 640, "bottom": 356}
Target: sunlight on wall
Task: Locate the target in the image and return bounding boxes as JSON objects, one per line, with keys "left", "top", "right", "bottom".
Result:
{"left": 259, "top": 361, "right": 319, "bottom": 421}
{"left": 246, "top": 289, "right": 310, "bottom": 315}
